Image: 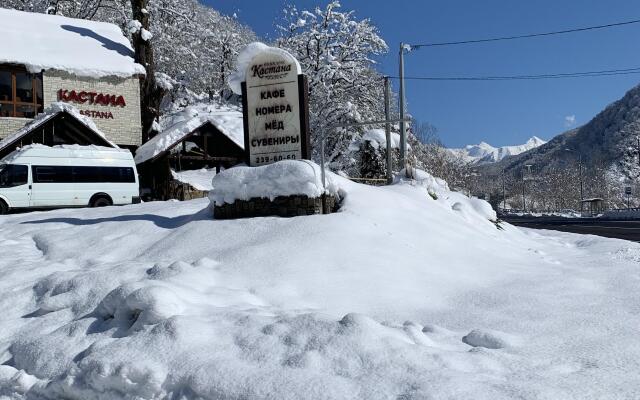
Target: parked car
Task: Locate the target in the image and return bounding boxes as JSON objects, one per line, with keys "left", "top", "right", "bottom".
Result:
{"left": 0, "top": 145, "right": 140, "bottom": 214}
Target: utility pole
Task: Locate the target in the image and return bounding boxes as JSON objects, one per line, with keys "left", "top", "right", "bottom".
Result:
{"left": 522, "top": 169, "right": 526, "bottom": 213}
{"left": 565, "top": 148, "right": 584, "bottom": 212}
{"left": 398, "top": 42, "right": 407, "bottom": 172}
{"left": 384, "top": 76, "right": 393, "bottom": 184}
{"left": 522, "top": 164, "right": 534, "bottom": 213}
{"left": 502, "top": 168, "right": 506, "bottom": 211}
{"left": 578, "top": 153, "right": 584, "bottom": 212}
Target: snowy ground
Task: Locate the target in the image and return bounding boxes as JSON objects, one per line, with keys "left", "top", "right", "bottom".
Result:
{"left": 1, "top": 177, "right": 639, "bottom": 399}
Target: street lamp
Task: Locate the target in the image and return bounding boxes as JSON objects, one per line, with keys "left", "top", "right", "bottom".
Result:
{"left": 565, "top": 148, "right": 584, "bottom": 211}
{"left": 398, "top": 42, "right": 426, "bottom": 172}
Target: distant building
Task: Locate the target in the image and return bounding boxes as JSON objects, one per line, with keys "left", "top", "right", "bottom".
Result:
{"left": 581, "top": 198, "right": 605, "bottom": 216}
{"left": 0, "top": 8, "right": 144, "bottom": 150}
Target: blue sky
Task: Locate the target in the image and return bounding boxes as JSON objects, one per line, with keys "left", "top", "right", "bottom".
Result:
{"left": 207, "top": 0, "right": 640, "bottom": 148}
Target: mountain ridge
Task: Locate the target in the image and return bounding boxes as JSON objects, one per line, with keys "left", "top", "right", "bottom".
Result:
{"left": 450, "top": 136, "right": 547, "bottom": 164}
{"left": 480, "top": 83, "right": 640, "bottom": 180}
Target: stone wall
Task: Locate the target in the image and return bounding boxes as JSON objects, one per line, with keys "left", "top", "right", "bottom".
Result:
{"left": 214, "top": 194, "right": 338, "bottom": 219}
{"left": 167, "top": 180, "right": 208, "bottom": 201}
{"left": 0, "top": 117, "right": 30, "bottom": 136}
{"left": 43, "top": 70, "right": 142, "bottom": 146}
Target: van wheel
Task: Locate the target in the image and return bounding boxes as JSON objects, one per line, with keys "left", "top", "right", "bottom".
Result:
{"left": 90, "top": 195, "right": 112, "bottom": 208}
{"left": 0, "top": 200, "right": 7, "bottom": 215}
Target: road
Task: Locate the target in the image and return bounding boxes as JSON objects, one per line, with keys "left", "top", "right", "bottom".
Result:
{"left": 501, "top": 216, "right": 640, "bottom": 242}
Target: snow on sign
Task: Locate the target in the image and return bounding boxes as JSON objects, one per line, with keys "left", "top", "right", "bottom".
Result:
{"left": 240, "top": 45, "right": 310, "bottom": 166}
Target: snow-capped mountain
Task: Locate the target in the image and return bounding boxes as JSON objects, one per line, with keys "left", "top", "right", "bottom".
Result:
{"left": 450, "top": 136, "right": 547, "bottom": 164}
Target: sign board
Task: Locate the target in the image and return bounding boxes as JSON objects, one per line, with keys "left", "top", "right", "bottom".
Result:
{"left": 58, "top": 89, "right": 127, "bottom": 120}
{"left": 241, "top": 50, "right": 310, "bottom": 166}
{"left": 625, "top": 186, "right": 632, "bottom": 195}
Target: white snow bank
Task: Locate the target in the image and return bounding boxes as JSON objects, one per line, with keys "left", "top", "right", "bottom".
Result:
{"left": 210, "top": 160, "right": 341, "bottom": 205}
{"left": 0, "top": 8, "right": 145, "bottom": 78}
{"left": 135, "top": 104, "right": 244, "bottom": 164}
{"left": 0, "top": 102, "right": 117, "bottom": 154}
{"left": 228, "top": 42, "right": 302, "bottom": 94}
{"left": 171, "top": 168, "right": 217, "bottom": 191}
{"left": 1, "top": 171, "right": 639, "bottom": 398}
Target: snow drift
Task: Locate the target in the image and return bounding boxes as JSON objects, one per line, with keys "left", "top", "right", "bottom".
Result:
{"left": 0, "top": 172, "right": 639, "bottom": 399}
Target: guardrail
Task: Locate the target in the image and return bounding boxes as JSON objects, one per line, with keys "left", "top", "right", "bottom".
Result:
{"left": 499, "top": 208, "right": 640, "bottom": 214}
{"left": 605, "top": 207, "right": 640, "bottom": 213}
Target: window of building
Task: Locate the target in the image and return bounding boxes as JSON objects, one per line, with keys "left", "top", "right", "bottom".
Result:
{"left": 0, "top": 67, "right": 43, "bottom": 118}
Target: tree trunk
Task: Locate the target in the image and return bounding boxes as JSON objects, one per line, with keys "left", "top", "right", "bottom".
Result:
{"left": 130, "top": 0, "right": 165, "bottom": 143}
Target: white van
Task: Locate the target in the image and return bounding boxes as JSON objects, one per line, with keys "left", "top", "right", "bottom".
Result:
{"left": 0, "top": 145, "right": 140, "bottom": 214}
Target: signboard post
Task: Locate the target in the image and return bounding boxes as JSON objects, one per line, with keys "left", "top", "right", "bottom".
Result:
{"left": 241, "top": 50, "right": 310, "bottom": 166}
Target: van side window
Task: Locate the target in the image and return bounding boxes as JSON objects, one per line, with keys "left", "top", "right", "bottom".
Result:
{"left": 0, "top": 164, "right": 28, "bottom": 187}
{"left": 72, "top": 167, "right": 136, "bottom": 183}
{"left": 32, "top": 166, "right": 136, "bottom": 183}
{"left": 33, "top": 166, "right": 72, "bottom": 183}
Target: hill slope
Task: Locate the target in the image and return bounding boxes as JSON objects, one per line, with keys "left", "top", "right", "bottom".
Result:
{"left": 482, "top": 84, "right": 640, "bottom": 179}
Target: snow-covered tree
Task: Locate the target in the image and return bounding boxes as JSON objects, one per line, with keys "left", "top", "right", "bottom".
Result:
{"left": 275, "top": 2, "right": 388, "bottom": 170}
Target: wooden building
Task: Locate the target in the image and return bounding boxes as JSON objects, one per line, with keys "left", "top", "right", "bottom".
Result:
{"left": 135, "top": 106, "right": 244, "bottom": 200}
{"left": 0, "top": 104, "right": 117, "bottom": 159}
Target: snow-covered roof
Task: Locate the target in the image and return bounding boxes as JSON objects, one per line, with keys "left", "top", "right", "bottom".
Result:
{"left": 0, "top": 8, "right": 145, "bottom": 78}
{"left": 135, "top": 104, "right": 244, "bottom": 164}
{"left": 0, "top": 102, "right": 117, "bottom": 154}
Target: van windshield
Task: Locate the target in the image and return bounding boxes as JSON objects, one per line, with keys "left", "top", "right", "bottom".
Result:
{"left": 0, "top": 164, "right": 28, "bottom": 188}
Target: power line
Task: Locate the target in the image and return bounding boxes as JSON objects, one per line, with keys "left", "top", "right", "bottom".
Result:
{"left": 387, "top": 67, "right": 640, "bottom": 81}
{"left": 410, "top": 18, "right": 640, "bottom": 48}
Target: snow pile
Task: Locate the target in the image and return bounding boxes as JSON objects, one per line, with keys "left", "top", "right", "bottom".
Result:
{"left": 171, "top": 168, "right": 217, "bottom": 191}
{"left": 401, "top": 167, "right": 497, "bottom": 223}
{"left": 1, "top": 171, "right": 639, "bottom": 398}
{"left": 228, "top": 42, "right": 302, "bottom": 95}
{"left": 0, "top": 8, "right": 145, "bottom": 78}
{"left": 134, "top": 104, "right": 244, "bottom": 164}
{"left": 209, "top": 160, "right": 341, "bottom": 205}
{"left": 0, "top": 102, "right": 117, "bottom": 154}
